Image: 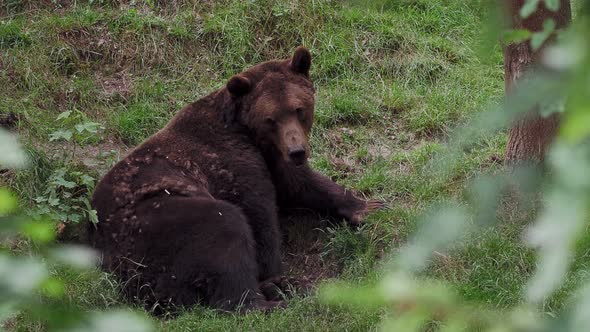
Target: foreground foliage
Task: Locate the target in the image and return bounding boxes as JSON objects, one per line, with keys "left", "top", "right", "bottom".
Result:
{"left": 322, "top": 0, "right": 590, "bottom": 331}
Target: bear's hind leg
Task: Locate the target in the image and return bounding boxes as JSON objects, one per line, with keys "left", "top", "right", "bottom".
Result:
{"left": 135, "top": 196, "right": 280, "bottom": 312}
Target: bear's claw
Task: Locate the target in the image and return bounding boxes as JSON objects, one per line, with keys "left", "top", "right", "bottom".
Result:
{"left": 347, "top": 199, "right": 386, "bottom": 226}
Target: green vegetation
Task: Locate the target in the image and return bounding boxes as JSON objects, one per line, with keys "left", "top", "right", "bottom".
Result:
{"left": 2, "top": 0, "right": 587, "bottom": 331}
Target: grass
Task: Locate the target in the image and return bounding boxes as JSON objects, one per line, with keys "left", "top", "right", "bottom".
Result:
{"left": 1, "top": 0, "right": 588, "bottom": 331}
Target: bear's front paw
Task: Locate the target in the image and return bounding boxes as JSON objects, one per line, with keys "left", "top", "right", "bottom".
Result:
{"left": 259, "top": 276, "right": 312, "bottom": 301}
{"left": 339, "top": 199, "right": 385, "bottom": 226}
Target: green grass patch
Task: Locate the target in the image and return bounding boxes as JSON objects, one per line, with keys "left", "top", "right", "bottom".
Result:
{"left": 0, "top": 20, "right": 31, "bottom": 49}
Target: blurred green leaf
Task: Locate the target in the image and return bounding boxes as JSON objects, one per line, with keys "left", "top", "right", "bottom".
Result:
{"left": 467, "top": 175, "right": 505, "bottom": 227}
{"left": 539, "top": 98, "right": 565, "bottom": 117}
{"left": 395, "top": 204, "right": 470, "bottom": 272}
{"left": 50, "top": 245, "right": 98, "bottom": 269}
{"left": 0, "top": 189, "right": 18, "bottom": 216}
{"left": 531, "top": 19, "right": 556, "bottom": 51}
{"left": 21, "top": 221, "right": 56, "bottom": 244}
{"left": 571, "top": 282, "right": 590, "bottom": 331}
{"left": 439, "top": 316, "right": 469, "bottom": 332}
{"left": 560, "top": 107, "right": 590, "bottom": 142}
{"left": 503, "top": 29, "right": 532, "bottom": 44}
{"left": 40, "top": 277, "right": 66, "bottom": 298}
{"left": 543, "top": 43, "right": 585, "bottom": 70}
{"left": 0, "top": 256, "right": 47, "bottom": 296}
{"left": 549, "top": 142, "right": 590, "bottom": 189}
{"left": 380, "top": 311, "right": 428, "bottom": 332}
{"left": 543, "top": 0, "right": 560, "bottom": 12}
{"left": 319, "top": 282, "right": 387, "bottom": 309}
{"left": 521, "top": 0, "right": 540, "bottom": 18}
{"left": 70, "top": 310, "right": 154, "bottom": 332}
{"left": 0, "top": 129, "right": 27, "bottom": 168}
{"left": 381, "top": 273, "right": 456, "bottom": 307}
{"left": 0, "top": 301, "right": 18, "bottom": 324}
{"left": 525, "top": 143, "right": 590, "bottom": 303}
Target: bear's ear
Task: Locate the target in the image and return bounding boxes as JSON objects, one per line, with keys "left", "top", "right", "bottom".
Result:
{"left": 226, "top": 75, "right": 251, "bottom": 96}
{"left": 290, "top": 46, "right": 312, "bottom": 76}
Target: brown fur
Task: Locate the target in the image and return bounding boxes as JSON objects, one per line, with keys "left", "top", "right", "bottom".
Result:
{"left": 90, "top": 47, "right": 382, "bottom": 313}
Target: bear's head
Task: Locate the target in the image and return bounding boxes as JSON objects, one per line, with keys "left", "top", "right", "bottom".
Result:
{"left": 223, "top": 47, "right": 315, "bottom": 167}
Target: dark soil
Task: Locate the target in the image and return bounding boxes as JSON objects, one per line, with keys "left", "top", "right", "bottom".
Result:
{"left": 280, "top": 211, "right": 342, "bottom": 286}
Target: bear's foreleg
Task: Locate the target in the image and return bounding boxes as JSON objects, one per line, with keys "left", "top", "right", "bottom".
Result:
{"left": 238, "top": 196, "right": 283, "bottom": 282}
{"left": 274, "top": 164, "right": 383, "bottom": 226}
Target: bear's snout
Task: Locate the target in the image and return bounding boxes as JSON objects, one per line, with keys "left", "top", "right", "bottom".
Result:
{"left": 280, "top": 119, "right": 309, "bottom": 166}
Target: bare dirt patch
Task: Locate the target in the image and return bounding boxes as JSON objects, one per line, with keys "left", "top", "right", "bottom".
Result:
{"left": 280, "top": 212, "right": 342, "bottom": 287}
{"left": 96, "top": 70, "right": 133, "bottom": 102}
{"left": 59, "top": 26, "right": 123, "bottom": 68}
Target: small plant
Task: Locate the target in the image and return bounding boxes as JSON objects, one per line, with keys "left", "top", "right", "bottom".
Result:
{"left": 32, "top": 166, "right": 97, "bottom": 224}
{"left": 49, "top": 110, "right": 103, "bottom": 148}
{"left": 30, "top": 110, "right": 106, "bottom": 224}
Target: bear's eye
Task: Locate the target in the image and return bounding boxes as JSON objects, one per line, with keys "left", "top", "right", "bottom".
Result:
{"left": 296, "top": 108, "right": 305, "bottom": 119}
{"left": 265, "top": 117, "right": 276, "bottom": 127}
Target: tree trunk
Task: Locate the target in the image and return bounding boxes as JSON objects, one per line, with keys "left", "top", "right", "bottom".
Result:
{"left": 504, "top": 0, "right": 572, "bottom": 162}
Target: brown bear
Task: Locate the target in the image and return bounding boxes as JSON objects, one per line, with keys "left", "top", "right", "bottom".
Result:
{"left": 90, "top": 47, "right": 382, "bottom": 312}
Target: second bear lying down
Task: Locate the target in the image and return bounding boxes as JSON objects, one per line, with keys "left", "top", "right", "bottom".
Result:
{"left": 90, "top": 47, "right": 383, "bottom": 311}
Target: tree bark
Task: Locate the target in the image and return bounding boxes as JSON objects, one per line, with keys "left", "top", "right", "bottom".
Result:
{"left": 504, "top": 0, "right": 572, "bottom": 162}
